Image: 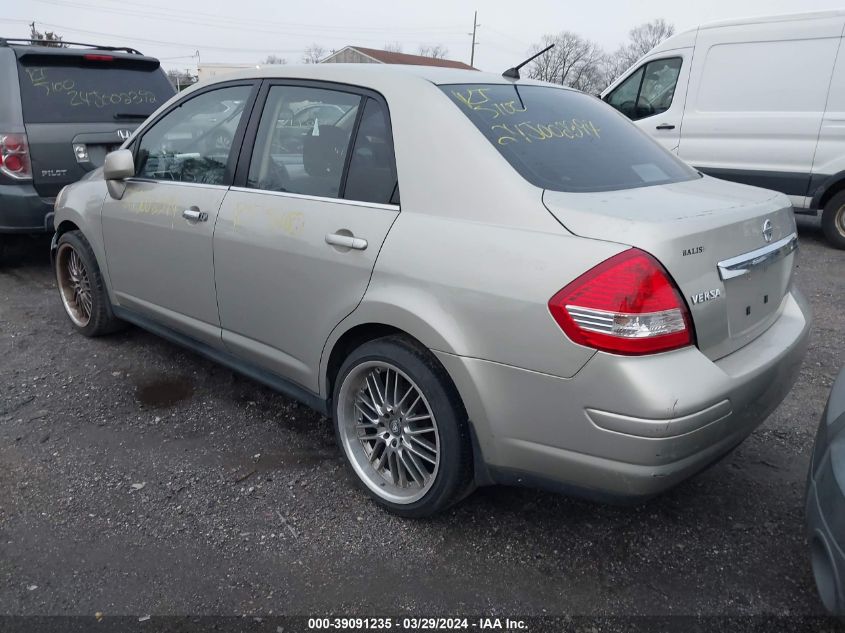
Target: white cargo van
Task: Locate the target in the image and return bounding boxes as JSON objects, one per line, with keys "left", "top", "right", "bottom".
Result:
{"left": 601, "top": 11, "right": 845, "bottom": 249}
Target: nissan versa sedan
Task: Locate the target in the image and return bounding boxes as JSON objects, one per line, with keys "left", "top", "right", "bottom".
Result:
{"left": 51, "top": 64, "right": 811, "bottom": 517}
{"left": 807, "top": 366, "right": 845, "bottom": 614}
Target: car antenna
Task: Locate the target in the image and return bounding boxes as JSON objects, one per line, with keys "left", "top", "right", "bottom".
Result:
{"left": 502, "top": 44, "right": 554, "bottom": 80}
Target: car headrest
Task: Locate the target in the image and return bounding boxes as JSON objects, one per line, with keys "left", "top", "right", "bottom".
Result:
{"left": 303, "top": 125, "right": 348, "bottom": 179}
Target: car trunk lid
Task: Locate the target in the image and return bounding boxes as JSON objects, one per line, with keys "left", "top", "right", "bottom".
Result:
{"left": 543, "top": 176, "right": 797, "bottom": 360}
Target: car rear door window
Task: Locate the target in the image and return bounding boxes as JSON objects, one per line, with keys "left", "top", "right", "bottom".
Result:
{"left": 247, "top": 86, "right": 361, "bottom": 199}
{"left": 343, "top": 98, "right": 397, "bottom": 205}
{"left": 135, "top": 85, "right": 251, "bottom": 184}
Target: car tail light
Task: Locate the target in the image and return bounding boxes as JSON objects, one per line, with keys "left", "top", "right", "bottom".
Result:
{"left": 0, "top": 133, "right": 32, "bottom": 180}
{"left": 548, "top": 248, "right": 693, "bottom": 355}
{"left": 83, "top": 54, "right": 114, "bottom": 62}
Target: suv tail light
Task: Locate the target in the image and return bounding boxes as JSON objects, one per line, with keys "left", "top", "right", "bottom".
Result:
{"left": 548, "top": 248, "right": 693, "bottom": 355}
{"left": 0, "top": 133, "right": 32, "bottom": 180}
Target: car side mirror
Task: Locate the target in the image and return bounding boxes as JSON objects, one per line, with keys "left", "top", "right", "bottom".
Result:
{"left": 104, "top": 149, "right": 134, "bottom": 200}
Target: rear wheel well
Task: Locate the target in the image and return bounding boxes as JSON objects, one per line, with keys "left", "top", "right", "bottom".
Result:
{"left": 325, "top": 323, "right": 404, "bottom": 400}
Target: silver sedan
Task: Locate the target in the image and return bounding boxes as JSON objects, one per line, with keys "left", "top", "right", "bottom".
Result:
{"left": 51, "top": 64, "right": 810, "bottom": 517}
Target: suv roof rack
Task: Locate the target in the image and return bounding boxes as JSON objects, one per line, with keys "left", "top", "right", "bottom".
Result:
{"left": 0, "top": 38, "right": 144, "bottom": 55}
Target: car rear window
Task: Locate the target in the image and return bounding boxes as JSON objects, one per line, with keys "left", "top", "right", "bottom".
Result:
{"left": 17, "top": 56, "right": 175, "bottom": 124}
{"left": 441, "top": 83, "right": 698, "bottom": 193}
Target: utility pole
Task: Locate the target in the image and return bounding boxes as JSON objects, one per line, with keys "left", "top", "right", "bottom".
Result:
{"left": 469, "top": 10, "right": 480, "bottom": 67}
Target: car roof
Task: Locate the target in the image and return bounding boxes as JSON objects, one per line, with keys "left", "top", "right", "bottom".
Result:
{"left": 193, "top": 63, "right": 559, "bottom": 91}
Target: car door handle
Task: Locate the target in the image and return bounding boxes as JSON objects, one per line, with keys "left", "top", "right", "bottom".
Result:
{"left": 182, "top": 208, "right": 208, "bottom": 222}
{"left": 325, "top": 233, "right": 368, "bottom": 250}
{"left": 656, "top": 123, "right": 676, "bottom": 130}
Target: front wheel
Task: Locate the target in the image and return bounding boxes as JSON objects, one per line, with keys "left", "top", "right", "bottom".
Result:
{"left": 332, "top": 336, "right": 473, "bottom": 518}
{"left": 822, "top": 191, "right": 845, "bottom": 250}
{"left": 55, "top": 230, "right": 122, "bottom": 336}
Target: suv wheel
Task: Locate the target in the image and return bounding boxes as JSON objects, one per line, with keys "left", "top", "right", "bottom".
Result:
{"left": 822, "top": 191, "right": 845, "bottom": 250}
{"left": 55, "top": 230, "right": 122, "bottom": 336}
{"left": 332, "top": 336, "right": 473, "bottom": 518}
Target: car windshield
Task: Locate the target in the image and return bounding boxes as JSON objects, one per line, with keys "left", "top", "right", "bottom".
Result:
{"left": 17, "top": 58, "right": 175, "bottom": 124}
{"left": 441, "top": 83, "right": 698, "bottom": 193}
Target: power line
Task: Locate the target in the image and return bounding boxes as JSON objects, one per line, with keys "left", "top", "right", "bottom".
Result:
{"left": 22, "top": 20, "right": 308, "bottom": 54}
{"left": 30, "top": 0, "right": 467, "bottom": 39}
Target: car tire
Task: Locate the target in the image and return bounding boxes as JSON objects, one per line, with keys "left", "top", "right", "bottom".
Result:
{"left": 822, "top": 191, "right": 845, "bottom": 250}
{"left": 332, "top": 335, "right": 474, "bottom": 518}
{"left": 54, "top": 230, "right": 122, "bottom": 337}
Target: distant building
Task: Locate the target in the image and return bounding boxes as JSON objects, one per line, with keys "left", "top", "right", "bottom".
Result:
{"left": 321, "top": 46, "right": 475, "bottom": 70}
{"left": 197, "top": 63, "right": 259, "bottom": 82}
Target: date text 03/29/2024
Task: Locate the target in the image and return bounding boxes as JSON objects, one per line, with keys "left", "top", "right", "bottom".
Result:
{"left": 307, "top": 617, "right": 528, "bottom": 630}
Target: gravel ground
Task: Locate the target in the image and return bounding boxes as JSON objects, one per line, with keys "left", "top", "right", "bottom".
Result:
{"left": 0, "top": 216, "right": 843, "bottom": 621}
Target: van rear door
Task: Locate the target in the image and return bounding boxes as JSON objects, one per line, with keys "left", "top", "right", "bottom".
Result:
{"left": 14, "top": 49, "right": 174, "bottom": 197}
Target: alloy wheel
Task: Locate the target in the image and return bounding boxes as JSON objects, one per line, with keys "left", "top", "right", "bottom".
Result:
{"left": 337, "top": 361, "right": 440, "bottom": 504}
{"left": 56, "top": 243, "right": 93, "bottom": 327}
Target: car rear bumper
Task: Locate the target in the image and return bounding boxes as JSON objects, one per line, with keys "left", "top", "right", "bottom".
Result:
{"left": 0, "top": 182, "right": 55, "bottom": 233}
{"left": 436, "top": 286, "right": 811, "bottom": 501}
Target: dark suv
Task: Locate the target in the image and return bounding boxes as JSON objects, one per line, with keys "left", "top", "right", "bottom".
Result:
{"left": 0, "top": 38, "right": 174, "bottom": 247}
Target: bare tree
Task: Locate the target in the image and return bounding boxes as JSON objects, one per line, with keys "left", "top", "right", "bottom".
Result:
{"left": 526, "top": 32, "right": 605, "bottom": 94}
{"left": 418, "top": 44, "right": 448, "bottom": 59}
{"left": 261, "top": 54, "right": 287, "bottom": 65}
{"left": 601, "top": 52, "right": 632, "bottom": 90}
{"left": 628, "top": 19, "right": 675, "bottom": 60}
{"left": 166, "top": 69, "right": 197, "bottom": 91}
{"left": 302, "top": 44, "right": 327, "bottom": 64}
{"left": 29, "top": 24, "right": 66, "bottom": 48}
{"left": 383, "top": 42, "right": 403, "bottom": 53}
{"left": 604, "top": 19, "right": 675, "bottom": 87}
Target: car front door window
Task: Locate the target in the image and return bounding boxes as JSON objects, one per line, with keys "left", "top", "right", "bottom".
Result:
{"left": 136, "top": 86, "right": 250, "bottom": 185}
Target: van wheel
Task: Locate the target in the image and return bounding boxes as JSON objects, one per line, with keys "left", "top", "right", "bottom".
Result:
{"left": 822, "top": 191, "right": 845, "bottom": 250}
{"left": 332, "top": 335, "right": 474, "bottom": 518}
{"left": 55, "top": 230, "right": 122, "bottom": 336}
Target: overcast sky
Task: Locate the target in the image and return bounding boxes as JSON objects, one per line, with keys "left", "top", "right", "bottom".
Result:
{"left": 3, "top": 0, "right": 844, "bottom": 72}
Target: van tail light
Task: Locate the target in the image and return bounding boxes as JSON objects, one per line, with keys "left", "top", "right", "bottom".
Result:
{"left": 548, "top": 248, "right": 694, "bottom": 355}
{"left": 83, "top": 54, "right": 114, "bottom": 62}
{"left": 0, "top": 133, "right": 32, "bottom": 180}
